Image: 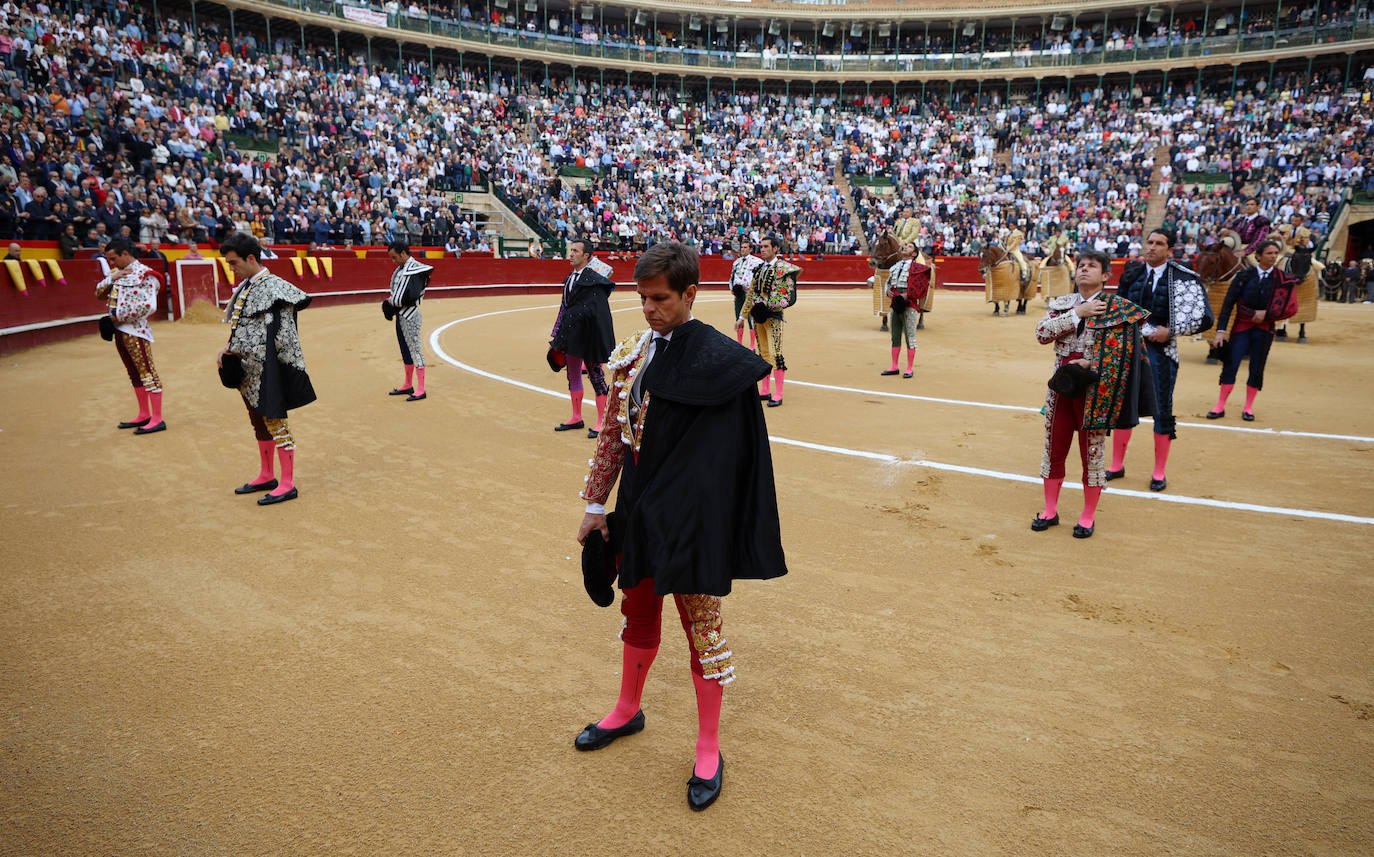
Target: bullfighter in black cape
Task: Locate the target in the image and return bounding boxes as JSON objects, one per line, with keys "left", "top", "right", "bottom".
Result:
{"left": 574, "top": 242, "right": 787, "bottom": 812}
{"left": 217, "top": 232, "right": 316, "bottom": 506}
{"left": 549, "top": 239, "right": 616, "bottom": 438}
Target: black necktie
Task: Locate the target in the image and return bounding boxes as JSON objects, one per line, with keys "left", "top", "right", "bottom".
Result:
{"left": 1145, "top": 269, "right": 1157, "bottom": 301}
{"left": 634, "top": 337, "right": 668, "bottom": 404}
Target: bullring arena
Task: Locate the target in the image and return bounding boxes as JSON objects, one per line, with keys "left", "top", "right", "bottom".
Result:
{"left": 5, "top": 0, "right": 1374, "bottom": 851}
{"left": 4, "top": 275, "right": 1373, "bottom": 855}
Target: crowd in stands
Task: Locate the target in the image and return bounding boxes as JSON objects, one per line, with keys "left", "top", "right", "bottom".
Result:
{"left": 853, "top": 68, "right": 1373, "bottom": 260}
{"left": 847, "top": 86, "right": 1161, "bottom": 258}
{"left": 505, "top": 84, "right": 857, "bottom": 254}
{"left": 1161, "top": 74, "right": 1368, "bottom": 255}
{"left": 0, "top": 0, "right": 507, "bottom": 255}
{"left": 0, "top": 0, "right": 1370, "bottom": 266}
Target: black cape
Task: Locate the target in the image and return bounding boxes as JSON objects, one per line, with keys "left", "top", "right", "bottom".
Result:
{"left": 550, "top": 270, "right": 616, "bottom": 365}
{"left": 257, "top": 304, "right": 317, "bottom": 419}
{"left": 614, "top": 320, "right": 788, "bottom": 597}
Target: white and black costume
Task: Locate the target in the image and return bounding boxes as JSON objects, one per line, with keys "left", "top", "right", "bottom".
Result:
{"left": 386, "top": 257, "right": 432, "bottom": 368}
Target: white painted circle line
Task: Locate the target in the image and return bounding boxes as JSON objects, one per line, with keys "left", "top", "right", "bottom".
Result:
{"left": 428, "top": 304, "right": 1374, "bottom": 527}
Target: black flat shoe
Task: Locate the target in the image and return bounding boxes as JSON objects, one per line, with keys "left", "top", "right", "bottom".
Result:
{"left": 767, "top": 399, "right": 783, "bottom": 407}
{"left": 903, "top": 372, "right": 913, "bottom": 379}
{"left": 758, "top": 393, "right": 772, "bottom": 400}
{"left": 1072, "top": 523, "right": 1095, "bottom": 539}
{"left": 1031, "top": 513, "right": 1059, "bottom": 532}
{"left": 1206, "top": 409, "right": 1225, "bottom": 419}
{"left": 117, "top": 418, "right": 150, "bottom": 429}
{"left": 687, "top": 753, "right": 724, "bottom": 811}
{"left": 1104, "top": 468, "right": 1124, "bottom": 481}
{"left": 133, "top": 421, "right": 167, "bottom": 435}
{"left": 405, "top": 392, "right": 427, "bottom": 401}
{"left": 257, "top": 487, "right": 298, "bottom": 505}
{"left": 1242, "top": 411, "right": 1255, "bottom": 421}
{"left": 554, "top": 420, "right": 586, "bottom": 432}
{"left": 235, "top": 479, "right": 278, "bottom": 495}
{"left": 1149, "top": 478, "right": 1167, "bottom": 492}
{"left": 574, "top": 710, "right": 645, "bottom": 751}
{"left": 389, "top": 387, "right": 414, "bottom": 396}
{"left": 880, "top": 369, "right": 900, "bottom": 376}
{"left": 587, "top": 429, "right": 599, "bottom": 439}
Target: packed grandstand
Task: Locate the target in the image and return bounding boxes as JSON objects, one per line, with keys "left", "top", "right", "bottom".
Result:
{"left": 2, "top": 0, "right": 1371, "bottom": 263}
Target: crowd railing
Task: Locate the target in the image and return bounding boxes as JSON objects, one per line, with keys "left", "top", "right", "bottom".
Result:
{"left": 246, "top": 0, "right": 1374, "bottom": 74}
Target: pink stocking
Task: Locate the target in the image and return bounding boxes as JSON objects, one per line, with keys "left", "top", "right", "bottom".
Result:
{"left": 1042, "top": 477, "right": 1063, "bottom": 519}
{"left": 691, "top": 671, "right": 723, "bottom": 779}
{"left": 598, "top": 644, "right": 657, "bottom": 730}
{"left": 772, "top": 369, "right": 785, "bottom": 401}
{"left": 1110, "top": 429, "right": 1131, "bottom": 472}
{"left": 594, "top": 394, "right": 607, "bottom": 432}
{"left": 1244, "top": 385, "right": 1259, "bottom": 415}
{"left": 270, "top": 448, "right": 295, "bottom": 495}
{"left": 1215, "top": 383, "right": 1234, "bottom": 412}
{"left": 748, "top": 329, "right": 757, "bottom": 350}
{"left": 1079, "top": 485, "right": 1102, "bottom": 528}
{"left": 734, "top": 325, "right": 744, "bottom": 344}
{"left": 147, "top": 391, "right": 163, "bottom": 426}
{"left": 254, "top": 440, "right": 275, "bottom": 483}
{"left": 414, "top": 367, "right": 426, "bottom": 396}
{"left": 132, "top": 387, "right": 150, "bottom": 422}
{"left": 403, "top": 363, "right": 414, "bottom": 388}
{"left": 905, "top": 349, "right": 915, "bottom": 373}
{"left": 567, "top": 388, "right": 584, "bottom": 424}
{"left": 758, "top": 376, "right": 771, "bottom": 398}
{"left": 1152, "top": 434, "right": 1171, "bottom": 481}
{"left": 889, "top": 346, "right": 900, "bottom": 372}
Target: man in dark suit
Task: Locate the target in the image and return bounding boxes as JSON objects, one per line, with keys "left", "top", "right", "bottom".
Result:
{"left": 550, "top": 239, "right": 616, "bottom": 437}
{"left": 1106, "top": 228, "right": 1211, "bottom": 492}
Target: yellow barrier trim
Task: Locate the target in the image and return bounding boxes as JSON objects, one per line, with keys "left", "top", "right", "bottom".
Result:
{"left": 43, "top": 259, "right": 65, "bottom": 283}
{"left": 4, "top": 259, "right": 26, "bottom": 292}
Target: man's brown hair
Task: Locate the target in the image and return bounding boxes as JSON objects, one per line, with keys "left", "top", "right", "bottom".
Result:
{"left": 634, "top": 241, "right": 698, "bottom": 295}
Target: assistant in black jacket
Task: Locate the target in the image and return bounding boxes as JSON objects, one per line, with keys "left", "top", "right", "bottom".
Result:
{"left": 1208, "top": 240, "right": 1291, "bottom": 420}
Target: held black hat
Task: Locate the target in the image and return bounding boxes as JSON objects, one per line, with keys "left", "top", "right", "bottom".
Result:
{"left": 579, "top": 511, "right": 622, "bottom": 608}
{"left": 1048, "top": 363, "right": 1100, "bottom": 400}
{"left": 546, "top": 346, "right": 567, "bottom": 373}
{"left": 218, "top": 353, "right": 245, "bottom": 389}
{"left": 381, "top": 299, "right": 396, "bottom": 321}
{"left": 97, "top": 315, "right": 115, "bottom": 341}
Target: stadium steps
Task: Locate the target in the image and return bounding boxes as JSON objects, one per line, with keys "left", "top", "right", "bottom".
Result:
{"left": 1142, "top": 144, "right": 1172, "bottom": 233}
{"left": 1322, "top": 197, "right": 1370, "bottom": 263}
{"left": 455, "top": 189, "right": 542, "bottom": 244}
{"left": 833, "top": 169, "right": 870, "bottom": 255}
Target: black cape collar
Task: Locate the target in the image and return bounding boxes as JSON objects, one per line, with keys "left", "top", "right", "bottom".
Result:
{"left": 643, "top": 319, "right": 771, "bottom": 407}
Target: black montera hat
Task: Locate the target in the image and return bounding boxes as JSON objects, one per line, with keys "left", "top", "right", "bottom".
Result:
{"left": 579, "top": 510, "right": 622, "bottom": 608}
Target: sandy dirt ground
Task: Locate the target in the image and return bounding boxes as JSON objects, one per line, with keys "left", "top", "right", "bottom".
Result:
{"left": 2, "top": 289, "right": 1372, "bottom": 856}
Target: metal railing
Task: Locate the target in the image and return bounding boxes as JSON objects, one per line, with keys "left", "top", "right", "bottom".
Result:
{"left": 252, "top": 1, "right": 1374, "bottom": 75}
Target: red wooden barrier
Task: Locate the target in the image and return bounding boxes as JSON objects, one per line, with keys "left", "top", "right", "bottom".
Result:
{"left": 5, "top": 254, "right": 1123, "bottom": 355}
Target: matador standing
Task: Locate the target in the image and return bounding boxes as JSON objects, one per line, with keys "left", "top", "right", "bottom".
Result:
{"left": 735, "top": 235, "right": 801, "bottom": 408}
{"left": 95, "top": 238, "right": 167, "bottom": 435}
